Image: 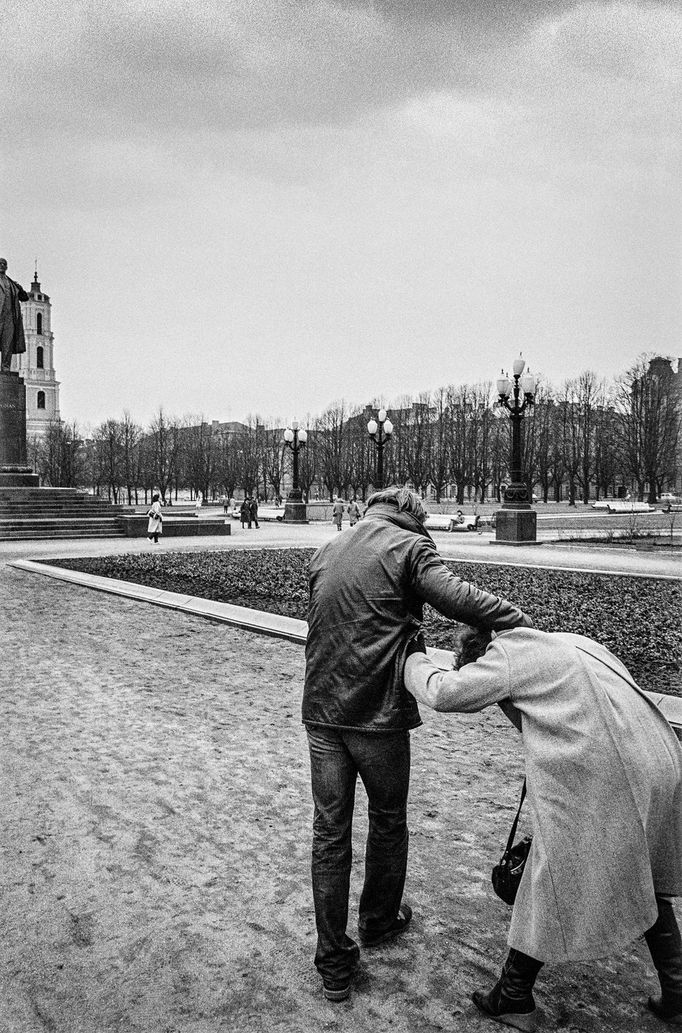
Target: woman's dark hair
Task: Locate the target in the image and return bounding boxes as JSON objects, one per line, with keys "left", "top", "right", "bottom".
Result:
{"left": 152, "top": 493, "right": 160, "bottom": 502}
{"left": 457, "top": 626, "right": 493, "bottom": 667}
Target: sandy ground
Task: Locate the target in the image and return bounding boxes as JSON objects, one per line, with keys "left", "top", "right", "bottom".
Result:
{"left": 1, "top": 556, "right": 677, "bottom": 1033}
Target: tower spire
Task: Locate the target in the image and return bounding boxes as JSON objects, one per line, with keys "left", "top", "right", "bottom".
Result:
{"left": 31, "top": 259, "right": 40, "bottom": 294}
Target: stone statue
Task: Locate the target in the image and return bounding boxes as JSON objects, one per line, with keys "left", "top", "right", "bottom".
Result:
{"left": 0, "top": 258, "right": 28, "bottom": 373}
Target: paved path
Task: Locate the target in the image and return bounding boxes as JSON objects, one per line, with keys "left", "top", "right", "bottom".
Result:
{"left": 0, "top": 528, "right": 680, "bottom": 1033}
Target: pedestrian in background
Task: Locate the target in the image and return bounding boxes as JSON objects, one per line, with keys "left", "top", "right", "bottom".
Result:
{"left": 240, "top": 498, "right": 249, "bottom": 529}
{"left": 147, "top": 494, "right": 163, "bottom": 544}
{"left": 249, "top": 496, "right": 260, "bottom": 529}
{"left": 332, "top": 496, "right": 344, "bottom": 531}
{"left": 348, "top": 498, "right": 362, "bottom": 526}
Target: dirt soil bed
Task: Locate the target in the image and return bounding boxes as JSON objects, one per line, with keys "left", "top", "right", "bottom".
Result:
{"left": 1, "top": 563, "right": 675, "bottom": 1033}
{"left": 51, "top": 548, "right": 682, "bottom": 696}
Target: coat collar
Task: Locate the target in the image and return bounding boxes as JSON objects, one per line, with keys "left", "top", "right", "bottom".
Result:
{"left": 363, "top": 502, "right": 434, "bottom": 543}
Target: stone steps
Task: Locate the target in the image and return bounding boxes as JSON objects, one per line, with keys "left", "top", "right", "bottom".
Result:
{"left": 0, "top": 487, "right": 127, "bottom": 540}
{"left": 0, "top": 518, "right": 121, "bottom": 532}
{"left": 0, "top": 506, "right": 126, "bottom": 516}
{"left": 0, "top": 530, "right": 122, "bottom": 540}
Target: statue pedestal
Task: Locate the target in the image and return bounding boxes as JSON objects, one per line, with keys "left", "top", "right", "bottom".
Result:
{"left": 0, "top": 373, "right": 39, "bottom": 486}
{"left": 283, "top": 501, "right": 308, "bottom": 523}
{"left": 495, "top": 508, "right": 537, "bottom": 545}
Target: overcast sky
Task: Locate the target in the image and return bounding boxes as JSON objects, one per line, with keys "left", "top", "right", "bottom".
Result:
{"left": 2, "top": 0, "right": 680, "bottom": 430}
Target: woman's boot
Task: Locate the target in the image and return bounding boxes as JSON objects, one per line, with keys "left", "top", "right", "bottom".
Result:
{"left": 472, "top": 948, "right": 543, "bottom": 1032}
{"left": 645, "top": 896, "right": 682, "bottom": 1025}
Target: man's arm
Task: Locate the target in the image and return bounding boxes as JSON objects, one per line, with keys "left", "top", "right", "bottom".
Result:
{"left": 410, "top": 538, "right": 531, "bottom": 631}
{"left": 405, "top": 643, "right": 511, "bottom": 712}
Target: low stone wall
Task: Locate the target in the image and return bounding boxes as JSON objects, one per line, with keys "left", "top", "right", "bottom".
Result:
{"left": 118, "top": 515, "right": 231, "bottom": 538}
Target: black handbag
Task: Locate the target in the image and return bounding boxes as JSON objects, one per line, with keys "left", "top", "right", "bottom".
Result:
{"left": 491, "top": 780, "right": 532, "bottom": 905}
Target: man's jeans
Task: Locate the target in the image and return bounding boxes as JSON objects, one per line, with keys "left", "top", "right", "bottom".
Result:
{"left": 306, "top": 726, "right": 410, "bottom": 982}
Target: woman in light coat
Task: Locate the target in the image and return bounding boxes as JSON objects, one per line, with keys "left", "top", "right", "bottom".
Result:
{"left": 405, "top": 626, "right": 682, "bottom": 1031}
{"left": 332, "top": 497, "right": 344, "bottom": 531}
{"left": 147, "top": 493, "right": 163, "bottom": 544}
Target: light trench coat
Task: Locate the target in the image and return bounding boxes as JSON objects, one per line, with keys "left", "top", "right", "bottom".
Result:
{"left": 147, "top": 501, "right": 163, "bottom": 535}
{"left": 405, "top": 628, "right": 682, "bottom": 963}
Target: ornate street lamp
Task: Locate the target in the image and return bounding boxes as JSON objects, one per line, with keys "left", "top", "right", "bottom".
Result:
{"left": 282, "top": 421, "right": 308, "bottom": 523}
{"left": 367, "top": 408, "right": 393, "bottom": 490}
{"left": 495, "top": 354, "right": 538, "bottom": 544}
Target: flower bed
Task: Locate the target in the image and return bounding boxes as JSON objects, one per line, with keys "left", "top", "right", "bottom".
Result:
{"left": 51, "top": 548, "right": 682, "bottom": 696}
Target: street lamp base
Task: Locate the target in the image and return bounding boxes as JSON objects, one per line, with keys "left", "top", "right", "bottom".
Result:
{"left": 495, "top": 508, "right": 537, "bottom": 544}
{"left": 283, "top": 500, "right": 309, "bottom": 523}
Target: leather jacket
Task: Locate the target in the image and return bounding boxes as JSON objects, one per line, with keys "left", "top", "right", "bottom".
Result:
{"left": 302, "top": 503, "right": 530, "bottom": 732}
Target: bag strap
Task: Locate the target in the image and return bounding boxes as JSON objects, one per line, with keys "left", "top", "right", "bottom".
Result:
{"left": 504, "top": 779, "right": 526, "bottom": 854}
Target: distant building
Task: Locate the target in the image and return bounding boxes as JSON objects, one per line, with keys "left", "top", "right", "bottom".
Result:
{"left": 647, "top": 356, "right": 682, "bottom": 495}
{"left": 13, "top": 267, "right": 61, "bottom": 437}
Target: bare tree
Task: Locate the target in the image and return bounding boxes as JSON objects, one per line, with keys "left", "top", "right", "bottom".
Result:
{"left": 35, "top": 420, "right": 86, "bottom": 487}
{"left": 92, "top": 418, "right": 126, "bottom": 502}
{"left": 146, "top": 408, "right": 181, "bottom": 503}
{"left": 234, "top": 417, "right": 261, "bottom": 497}
{"left": 390, "top": 394, "right": 432, "bottom": 496}
{"left": 317, "top": 402, "right": 352, "bottom": 499}
{"left": 262, "top": 424, "right": 285, "bottom": 502}
{"left": 182, "top": 418, "right": 220, "bottom": 501}
{"left": 121, "top": 411, "right": 142, "bottom": 504}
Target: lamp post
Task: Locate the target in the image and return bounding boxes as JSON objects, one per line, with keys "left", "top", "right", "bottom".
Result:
{"left": 495, "top": 354, "right": 538, "bottom": 544}
{"left": 282, "top": 421, "right": 308, "bottom": 523}
{"left": 367, "top": 408, "right": 393, "bottom": 490}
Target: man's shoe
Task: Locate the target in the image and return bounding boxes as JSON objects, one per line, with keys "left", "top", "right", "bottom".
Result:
{"left": 323, "top": 978, "right": 351, "bottom": 1002}
{"left": 359, "top": 904, "right": 413, "bottom": 948}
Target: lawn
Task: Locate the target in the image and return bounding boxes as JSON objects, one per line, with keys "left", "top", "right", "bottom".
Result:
{"left": 50, "top": 548, "right": 682, "bottom": 696}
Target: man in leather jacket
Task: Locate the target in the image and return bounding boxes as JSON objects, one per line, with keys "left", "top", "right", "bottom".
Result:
{"left": 302, "top": 486, "right": 531, "bottom": 1001}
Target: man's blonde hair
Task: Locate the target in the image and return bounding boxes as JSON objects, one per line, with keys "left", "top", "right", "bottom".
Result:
{"left": 366, "top": 486, "right": 428, "bottom": 524}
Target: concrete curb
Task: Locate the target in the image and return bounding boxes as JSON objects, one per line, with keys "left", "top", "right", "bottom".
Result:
{"left": 11, "top": 559, "right": 307, "bottom": 643}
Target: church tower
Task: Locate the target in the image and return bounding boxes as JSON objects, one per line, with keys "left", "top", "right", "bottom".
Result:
{"left": 15, "top": 265, "right": 61, "bottom": 437}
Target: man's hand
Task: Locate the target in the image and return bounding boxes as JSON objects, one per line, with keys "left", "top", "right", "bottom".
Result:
{"left": 406, "top": 632, "right": 426, "bottom": 658}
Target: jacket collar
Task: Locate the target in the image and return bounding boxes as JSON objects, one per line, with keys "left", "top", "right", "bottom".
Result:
{"left": 363, "top": 503, "right": 433, "bottom": 543}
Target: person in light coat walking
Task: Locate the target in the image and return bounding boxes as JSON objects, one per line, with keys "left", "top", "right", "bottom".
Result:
{"left": 332, "top": 496, "right": 344, "bottom": 531}
{"left": 405, "top": 626, "right": 682, "bottom": 1031}
{"left": 147, "top": 493, "right": 163, "bottom": 543}
{"left": 347, "top": 498, "right": 362, "bottom": 526}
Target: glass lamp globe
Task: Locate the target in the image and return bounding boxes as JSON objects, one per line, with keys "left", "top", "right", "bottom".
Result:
{"left": 497, "top": 372, "right": 512, "bottom": 397}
